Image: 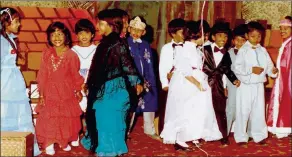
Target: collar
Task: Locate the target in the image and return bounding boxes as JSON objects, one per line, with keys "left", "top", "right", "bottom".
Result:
{"left": 211, "top": 42, "right": 224, "bottom": 52}
{"left": 6, "top": 32, "right": 17, "bottom": 39}
{"left": 245, "top": 41, "right": 261, "bottom": 49}
{"left": 171, "top": 39, "right": 183, "bottom": 45}
{"left": 282, "top": 37, "right": 291, "bottom": 46}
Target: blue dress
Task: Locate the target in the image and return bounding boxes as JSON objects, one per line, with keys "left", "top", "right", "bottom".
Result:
{"left": 81, "top": 32, "right": 141, "bottom": 156}
{"left": 1, "top": 33, "right": 41, "bottom": 156}
{"left": 127, "top": 37, "right": 158, "bottom": 112}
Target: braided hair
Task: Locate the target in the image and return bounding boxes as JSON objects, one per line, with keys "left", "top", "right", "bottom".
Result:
{"left": 0, "top": 7, "right": 22, "bottom": 59}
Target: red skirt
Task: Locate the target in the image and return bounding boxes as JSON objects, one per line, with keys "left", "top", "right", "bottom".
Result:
{"left": 35, "top": 98, "right": 82, "bottom": 149}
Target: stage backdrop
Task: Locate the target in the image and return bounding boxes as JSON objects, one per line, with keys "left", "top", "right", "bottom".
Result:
{"left": 1, "top": 1, "right": 291, "bottom": 87}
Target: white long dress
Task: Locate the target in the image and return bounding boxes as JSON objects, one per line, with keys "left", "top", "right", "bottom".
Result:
{"left": 160, "top": 41, "right": 222, "bottom": 144}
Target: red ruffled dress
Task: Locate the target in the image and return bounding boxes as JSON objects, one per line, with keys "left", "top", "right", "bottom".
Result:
{"left": 35, "top": 47, "right": 84, "bottom": 149}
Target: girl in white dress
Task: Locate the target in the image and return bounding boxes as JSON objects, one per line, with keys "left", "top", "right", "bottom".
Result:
{"left": 71, "top": 19, "right": 97, "bottom": 146}
{"left": 160, "top": 21, "right": 222, "bottom": 150}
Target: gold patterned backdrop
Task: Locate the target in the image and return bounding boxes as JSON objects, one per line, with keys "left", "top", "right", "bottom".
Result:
{"left": 242, "top": 1, "right": 291, "bottom": 30}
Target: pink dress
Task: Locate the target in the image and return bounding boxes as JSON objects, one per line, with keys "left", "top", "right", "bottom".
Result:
{"left": 267, "top": 37, "right": 291, "bottom": 138}
{"left": 35, "top": 47, "right": 84, "bottom": 148}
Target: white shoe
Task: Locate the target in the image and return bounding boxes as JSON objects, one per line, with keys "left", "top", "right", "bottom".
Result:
{"left": 71, "top": 137, "right": 79, "bottom": 147}
{"left": 63, "top": 145, "right": 71, "bottom": 151}
{"left": 45, "top": 144, "right": 55, "bottom": 156}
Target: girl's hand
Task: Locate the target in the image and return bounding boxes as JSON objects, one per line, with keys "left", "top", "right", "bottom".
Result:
{"left": 81, "top": 83, "right": 88, "bottom": 94}
{"left": 136, "top": 84, "right": 144, "bottom": 95}
{"left": 75, "top": 91, "right": 83, "bottom": 102}
{"left": 39, "top": 96, "right": 45, "bottom": 106}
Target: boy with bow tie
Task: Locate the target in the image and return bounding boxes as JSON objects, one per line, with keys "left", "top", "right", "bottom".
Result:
{"left": 127, "top": 16, "right": 159, "bottom": 140}
{"left": 202, "top": 22, "right": 241, "bottom": 146}
{"left": 234, "top": 21, "right": 278, "bottom": 145}
{"left": 226, "top": 24, "right": 247, "bottom": 137}
{"left": 158, "top": 18, "right": 185, "bottom": 134}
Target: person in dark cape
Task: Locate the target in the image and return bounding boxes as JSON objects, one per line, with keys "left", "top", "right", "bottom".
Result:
{"left": 80, "top": 9, "right": 143, "bottom": 156}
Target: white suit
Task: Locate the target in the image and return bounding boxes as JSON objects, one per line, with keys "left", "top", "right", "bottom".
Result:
{"left": 233, "top": 41, "right": 277, "bottom": 143}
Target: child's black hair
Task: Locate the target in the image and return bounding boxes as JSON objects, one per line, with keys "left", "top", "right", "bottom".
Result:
{"left": 210, "top": 21, "right": 231, "bottom": 38}
{"left": 112, "top": 8, "right": 129, "bottom": 19}
{"left": 74, "top": 19, "right": 96, "bottom": 41}
{"left": 46, "top": 21, "right": 72, "bottom": 48}
{"left": 184, "top": 20, "right": 202, "bottom": 41}
{"left": 0, "top": 7, "right": 22, "bottom": 59}
{"left": 168, "top": 18, "right": 185, "bottom": 38}
{"left": 97, "top": 9, "right": 123, "bottom": 35}
{"left": 285, "top": 16, "right": 292, "bottom": 23}
{"left": 246, "top": 21, "right": 265, "bottom": 35}
{"left": 198, "top": 19, "right": 210, "bottom": 34}
{"left": 232, "top": 24, "right": 247, "bottom": 39}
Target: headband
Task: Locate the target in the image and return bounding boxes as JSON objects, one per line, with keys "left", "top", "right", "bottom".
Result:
{"left": 280, "top": 19, "right": 292, "bottom": 27}
{"left": 0, "top": 8, "right": 13, "bottom": 22}
{"left": 129, "top": 16, "right": 146, "bottom": 30}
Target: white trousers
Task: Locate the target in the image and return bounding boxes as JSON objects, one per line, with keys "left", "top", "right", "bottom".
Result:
{"left": 234, "top": 83, "right": 268, "bottom": 143}
{"left": 143, "top": 112, "right": 156, "bottom": 135}
{"left": 226, "top": 86, "right": 237, "bottom": 135}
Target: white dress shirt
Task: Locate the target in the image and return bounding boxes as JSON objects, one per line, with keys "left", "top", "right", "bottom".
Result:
{"left": 159, "top": 39, "right": 183, "bottom": 88}
{"left": 211, "top": 43, "right": 227, "bottom": 88}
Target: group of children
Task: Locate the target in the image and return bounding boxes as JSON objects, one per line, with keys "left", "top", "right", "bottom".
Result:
{"left": 0, "top": 6, "right": 291, "bottom": 156}
{"left": 158, "top": 16, "right": 290, "bottom": 150}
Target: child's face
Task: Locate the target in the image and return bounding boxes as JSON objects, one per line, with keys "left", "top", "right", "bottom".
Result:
{"left": 6, "top": 17, "right": 21, "bottom": 34}
{"left": 280, "top": 25, "right": 291, "bottom": 40}
{"left": 171, "top": 29, "right": 184, "bottom": 43}
{"left": 233, "top": 36, "right": 246, "bottom": 49}
{"left": 191, "top": 36, "right": 204, "bottom": 46}
{"left": 97, "top": 20, "right": 111, "bottom": 36}
{"left": 212, "top": 33, "right": 228, "bottom": 48}
{"left": 245, "top": 30, "right": 262, "bottom": 46}
{"left": 204, "top": 32, "right": 209, "bottom": 42}
{"left": 77, "top": 31, "right": 92, "bottom": 46}
{"left": 129, "top": 27, "right": 145, "bottom": 40}
{"left": 50, "top": 29, "right": 65, "bottom": 47}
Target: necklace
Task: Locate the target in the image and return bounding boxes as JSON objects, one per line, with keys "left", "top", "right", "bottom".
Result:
{"left": 51, "top": 54, "right": 64, "bottom": 71}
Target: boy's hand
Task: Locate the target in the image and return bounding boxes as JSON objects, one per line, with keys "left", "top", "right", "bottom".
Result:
{"left": 272, "top": 67, "right": 278, "bottom": 74}
{"left": 136, "top": 84, "right": 144, "bottom": 95}
{"left": 167, "top": 72, "right": 173, "bottom": 81}
{"left": 233, "top": 80, "right": 241, "bottom": 87}
{"left": 162, "top": 87, "right": 169, "bottom": 91}
{"left": 252, "top": 67, "right": 264, "bottom": 75}
{"left": 224, "top": 88, "right": 228, "bottom": 97}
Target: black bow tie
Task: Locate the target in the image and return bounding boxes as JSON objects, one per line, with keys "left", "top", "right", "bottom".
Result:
{"left": 172, "top": 43, "right": 183, "bottom": 49}
{"left": 214, "top": 46, "right": 226, "bottom": 54}
{"left": 234, "top": 49, "right": 238, "bottom": 55}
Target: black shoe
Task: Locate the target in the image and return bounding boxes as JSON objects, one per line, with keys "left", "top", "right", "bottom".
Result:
{"left": 258, "top": 139, "right": 267, "bottom": 145}
{"left": 237, "top": 142, "right": 248, "bottom": 146}
{"left": 174, "top": 143, "right": 192, "bottom": 151}
{"left": 220, "top": 138, "right": 230, "bottom": 146}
